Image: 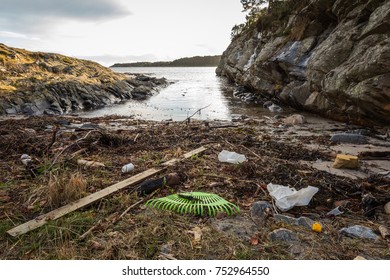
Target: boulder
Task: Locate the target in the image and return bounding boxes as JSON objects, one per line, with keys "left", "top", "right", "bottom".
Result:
{"left": 216, "top": 0, "right": 390, "bottom": 124}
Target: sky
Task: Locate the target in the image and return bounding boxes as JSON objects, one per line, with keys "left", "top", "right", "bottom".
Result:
{"left": 0, "top": 0, "right": 246, "bottom": 66}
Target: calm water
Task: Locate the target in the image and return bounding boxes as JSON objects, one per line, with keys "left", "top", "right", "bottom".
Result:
{"left": 81, "top": 67, "right": 272, "bottom": 121}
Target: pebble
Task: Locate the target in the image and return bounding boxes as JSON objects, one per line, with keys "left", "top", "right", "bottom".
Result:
{"left": 330, "top": 133, "right": 367, "bottom": 144}
{"left": 269, "top": 228, "right": 298, "bottom": 243}
{"left": 274, "top": 214, "right": 297, "bottom": 225}
{"left": 283, "top": 114, "right": 306, "bottom": 125}
{"left": 296, "top": 217, "right": 315, "bottom": 229}
{"left": 250, "top": 201, "right": 272, "bottom": 226}
{"left": 274, "top": 214, "right": 317, "bottom": 230}
{"left": 339, "top": 225, "right": 379, "bottom": 241}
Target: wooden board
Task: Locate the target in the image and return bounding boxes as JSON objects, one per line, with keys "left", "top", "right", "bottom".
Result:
{"left": 162, "top": 146, "right": 208, "bottom": 166}
{"left": 7, "top": 146, "right": 207, "bottom": 237}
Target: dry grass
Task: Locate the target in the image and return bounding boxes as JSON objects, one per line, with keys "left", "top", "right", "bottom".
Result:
{"left": 47, "top": 172, "right": 87, "bottom": 208}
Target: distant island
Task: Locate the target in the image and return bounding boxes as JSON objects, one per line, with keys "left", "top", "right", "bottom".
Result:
{"left": 111, "top": 55, "right": 221, "bottom": 67}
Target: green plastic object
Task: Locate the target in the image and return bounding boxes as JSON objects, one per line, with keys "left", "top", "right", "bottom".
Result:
{"left": 145, "top": 192, "right": 240, "bottom": 216}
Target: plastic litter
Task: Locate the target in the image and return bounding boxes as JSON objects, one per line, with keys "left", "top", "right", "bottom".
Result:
{"left": 326, "top": 206, "right": 344, "bottom": 216}
{"left": 333, "top": 154, "right": 359, "bottom": 169}
{"left": 312, "top": 222, "right": 322, "bottom": 233}
{"left": 121, "top": 163, "right": 135, "bottom": 174}
{"left": 267, "top": 183, "right": 319, "bottom": 211}
{"left": 20, "top": 154, "right": 32, "bottom": 166}
{"left": 139, "top": 173, "right": 181, "bottom": 195}
{"left": 218, "top": 150, "right": 246, "bottom": 164}
{"left": 77, "top": 159, "right": 105, "bottom": 167}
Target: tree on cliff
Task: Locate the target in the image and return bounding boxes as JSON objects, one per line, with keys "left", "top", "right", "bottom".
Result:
{"left": 241, "top": 0, "right": 266, "bottom": 12}
{"left": 231, "top": 0, "right": 269, "bottom": 40}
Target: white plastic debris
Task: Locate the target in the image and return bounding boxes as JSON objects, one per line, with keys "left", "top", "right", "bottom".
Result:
{"left": 20, "top": 154, "right": 32, "bottom": 166}
{"left": 326, "top": 206, "right": 344, "bottom": 216}
{"left": 267, "top": 183, "right": 319, "bottom": 211}
{"left": 121, "top": 163, "right": 135, "bottom": 173}
{"left": 77, "top": 159, "right": 105, "bottom": 167}
{"left": 218, "top": 150, "right": 246, "bottom": 164}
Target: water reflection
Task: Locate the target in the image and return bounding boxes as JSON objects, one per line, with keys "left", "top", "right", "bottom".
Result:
{"left": 81, "top": 67, "right": 274, "bottom": 121}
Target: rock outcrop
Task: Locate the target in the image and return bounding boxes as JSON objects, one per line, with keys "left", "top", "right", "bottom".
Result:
{"left": 0, "top": 44, "right": 167, "bottom": 115}
{"left": 217, "top": 0, "right": 390, "bottom": 124}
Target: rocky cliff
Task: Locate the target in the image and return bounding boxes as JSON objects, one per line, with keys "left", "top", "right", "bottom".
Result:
{"left": 217, "top": 0, "right": 390, "bottom": 124}
{"left": 0, "top": 44, "right": 167, "bottom": 115}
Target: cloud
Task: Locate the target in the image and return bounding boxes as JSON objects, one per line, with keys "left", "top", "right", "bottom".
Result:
{"left": 0, "top": 0, "right": 131, "bottom": 34}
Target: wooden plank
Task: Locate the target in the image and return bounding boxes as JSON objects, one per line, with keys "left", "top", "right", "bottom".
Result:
{"left": 7, "top": 146, "right": 207, "bottom": 237}
{"left": 162, "top": 146, "right": 208, "bottom": 166}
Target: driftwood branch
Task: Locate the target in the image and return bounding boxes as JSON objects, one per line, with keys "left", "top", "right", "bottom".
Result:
{"left": 51, "top": 130, "right": 101, "bottom": 166}
{"left": 183, "top": 104, "right": 211, "bottom": 123}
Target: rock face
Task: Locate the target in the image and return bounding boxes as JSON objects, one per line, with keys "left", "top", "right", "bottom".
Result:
{"left": 0, "top": 44, "right": 167, "bottom": 115}
{"left": 216, "top": 0, "right": 390, "bottom": 124}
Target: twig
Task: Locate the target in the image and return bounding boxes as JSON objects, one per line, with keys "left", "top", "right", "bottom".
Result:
{"left": 116, "top": 199, "right": 144, "bottom": 222}
{"left": 51, "top": 130, "right": 100, "bottom": 166}
{"left": 79, "top": 219, "right": 102, "bottom": 240}
{"left": 183, "top": 104, "right": 211, "bottom": 123}
{"left": 210, "top": 124, "right": 239, "bottom": 129}
{"left": 240, "top": 144, "right": 262, "bottom": 160}
{"left": 133, "top": 133, "right": 140, "bottom": 142}
{"left": 45, "top": 124, "right": 59, "bottom": 153}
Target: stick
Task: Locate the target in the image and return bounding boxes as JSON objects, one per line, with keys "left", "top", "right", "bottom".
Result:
{"left": 117, "top": 199, "right": 144, "bottom": 221}
{"left": 78, "top": 219, "right": 102, "bottom": 240}
{"left": 183, "top": 104, "right": 211, "bottom": 123}
{"left": 51, "top": 130, "right": 100, "bottom": 166}
{"left": 45, "top": 124, "right": 59, "bottom": 153}
{"left": 7, "top": 146, "right": 208, "bottom": 237}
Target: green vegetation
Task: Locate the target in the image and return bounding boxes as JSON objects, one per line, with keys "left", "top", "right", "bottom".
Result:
{"left": 111, "top": 55, "right": 221, "bottom": 68}
{"left": 231, "top": 0, "right": 311, "bottom": 40}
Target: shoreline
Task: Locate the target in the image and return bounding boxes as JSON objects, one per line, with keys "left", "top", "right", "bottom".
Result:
{"left": 0, "top": 113, "right": 389, "bottom": 259}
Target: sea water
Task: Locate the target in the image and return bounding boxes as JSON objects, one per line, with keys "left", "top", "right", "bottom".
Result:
{"left": 81, "top": 67, "right": 271, "bottom": 121}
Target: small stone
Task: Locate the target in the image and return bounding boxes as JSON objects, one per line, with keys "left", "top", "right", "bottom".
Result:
{"left": 160, "top": 241, "right": 175, "bottom": 255}
{"left": 5, "top": 108, "right": 17, "bottom": 114}
{"left": 330, "top": 133, "right": 367, "bottom": 144}
{"left": 166, "top": 173, "right": 180, "bottom": 186}
{"left": 384, "top": 202, "right": 390, "bottom": 215}
{"left": 339, "top": 225, "right": 379, "bottom": 241}
{"left": 251, "top": 201, "right": 272, "bottom": 226}
{"left": 283, "top": 114, "right": 306, "bottom": 125}
{"left": 378, "top": 225, "right": 390, "bottom": 239}
{"left": 274, "top": 214, "right": 297, "bottom": 225}
{"left": 269, "top": 228, "right": 298, "bottom": 243}
{"left": 296, "top": 217, "right": 315, "bottom": 230}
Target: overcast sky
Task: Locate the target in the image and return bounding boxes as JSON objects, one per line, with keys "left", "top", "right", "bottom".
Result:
{"left": 0, "top": 0, "right": 246, "bottom": 66}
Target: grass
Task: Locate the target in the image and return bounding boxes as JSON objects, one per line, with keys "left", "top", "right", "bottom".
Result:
{"left": 47, "top": 171, "right": 87, "bottom": 208}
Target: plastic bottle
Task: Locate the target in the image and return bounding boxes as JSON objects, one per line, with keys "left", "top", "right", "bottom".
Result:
{"left": 121, "top": 163, "right": 135, "bottom": 173}
{"left": 218, "top": 150, "right": 246, "bottom": 164}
